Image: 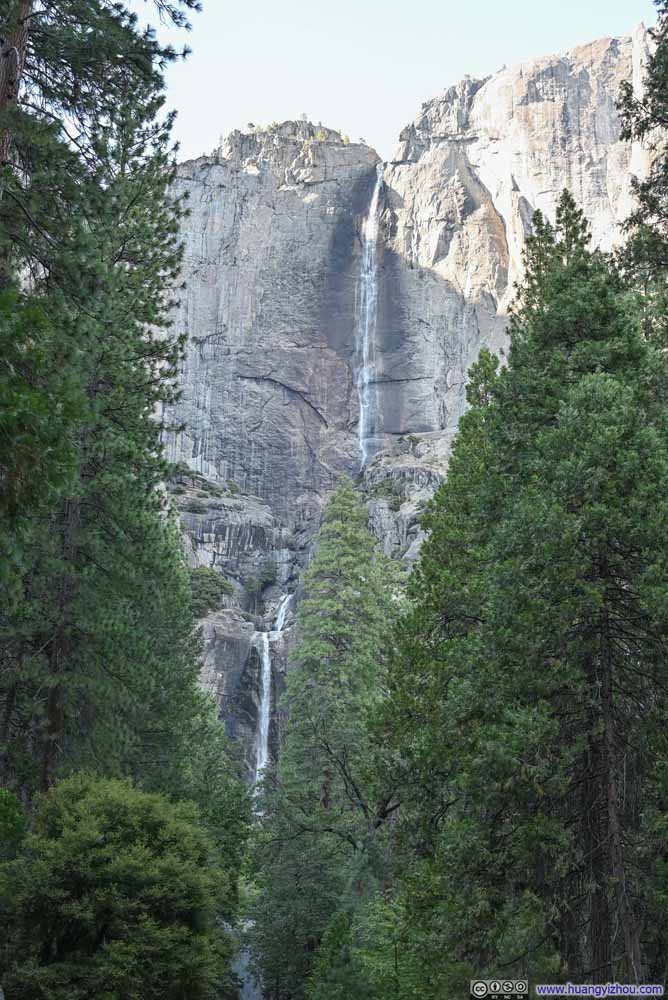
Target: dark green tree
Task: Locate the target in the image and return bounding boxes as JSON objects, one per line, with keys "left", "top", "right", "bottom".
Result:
{"left": 0, "top": 1, "right": 206, "bottom": 795}
{"left": 248, "top": 477, "right": 402, "bottom": 999}
{"left": 382, "top": 193, "right": 668, "bottom": 993}
{"left": 0, "top": 0, "right": 200, "bottom": 538}
{"left": 0, "top": 773, "right": 236, "bottom": 1000}
{"left": 618, "top": 1, "right": 668, "bottom": 338}
{"left": 0, "top": 788, "right": 25, "bottom": 861}
{"left": 190, "top": 566, "right": 234, "bottom": 618}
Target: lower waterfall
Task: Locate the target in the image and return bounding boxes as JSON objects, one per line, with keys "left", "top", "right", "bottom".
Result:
{"left": 253, "top": 593, "right": 293, "bottom": 784}
{"left": 254, "top": 634, "right": 272, "bottom": 784}
{"left": 238, "top": 594, "right": 294, "bottom": 1000}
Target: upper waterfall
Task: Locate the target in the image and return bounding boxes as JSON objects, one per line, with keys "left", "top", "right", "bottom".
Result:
{"left": 355, "top": 163, "right": 384, "bottom": 468}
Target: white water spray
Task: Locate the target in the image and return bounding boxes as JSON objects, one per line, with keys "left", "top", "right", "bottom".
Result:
{"left": 356, "top": 163, "right": 384, "bottom": 468}
{"left": 253, "top": 594, "right": 293, "bottom": 785}
{"left": 274, "top": 593, "right": 293, "bottom": 633}
{"left": 254, "top": 633, "right": 272, "bottom": 784}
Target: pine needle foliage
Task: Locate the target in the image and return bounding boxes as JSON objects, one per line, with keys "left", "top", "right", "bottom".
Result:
{"left": 380, "top": 193, "right": 668, "bottom": 992}
{"left": 248, "top": 477, "right": 402, "bottom": 999}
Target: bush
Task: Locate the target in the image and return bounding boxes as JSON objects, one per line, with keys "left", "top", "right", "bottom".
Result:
{"left": 0, "top": 775, "right": 235, "bottom": 1000}
{"left": 367, "top": 479, "right": 403, "bottom": 511}
{"left": 245, "top": 561, "right": 277, "bottom": 599}
{"left": 167, "top": 460, "right": 192, "bottom": 480}
{"left": 183, "top": 498, "right": 208, "bottom": 514}
{"left": 190, "top": 566, "right": 233, "bottom": 617}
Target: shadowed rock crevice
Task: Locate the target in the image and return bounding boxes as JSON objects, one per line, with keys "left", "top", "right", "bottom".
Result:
{"left": 236, "top": 373, "right": 330, "bottom": 428}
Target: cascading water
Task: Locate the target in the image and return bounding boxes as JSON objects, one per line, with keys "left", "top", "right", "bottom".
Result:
{"left": 356, "top": 163, "right": 384, "bottom": 468}
{"left": 253, "top": 633, "right": 272, "bottom": 784}
{"left": 253, "top": 593, "right": 293, "bottom": 785}
{"left": 238, "top": 594, "right": 294, "bottom": 1000}
{"left": 274, "top": 593, "right": 293, "bottom": 633}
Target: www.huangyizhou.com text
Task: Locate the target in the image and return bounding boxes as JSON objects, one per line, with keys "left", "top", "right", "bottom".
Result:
{"left": 534, "top": 985, "right": 663, "bottom": 997}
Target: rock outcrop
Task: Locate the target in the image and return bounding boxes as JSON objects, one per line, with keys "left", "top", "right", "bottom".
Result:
{"left": 164, "top": 29, "right": 650, "bottom": 777}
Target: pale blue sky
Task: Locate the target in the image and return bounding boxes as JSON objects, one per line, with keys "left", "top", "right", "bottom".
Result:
{"left": 145, "top": 0, "right": 656, "bottom": 162}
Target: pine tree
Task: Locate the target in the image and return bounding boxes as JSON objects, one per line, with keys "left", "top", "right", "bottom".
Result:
{"left": 0, "top": 70, "right": 188, "bottom": 791}
{"left": 248, "top": 477, "right": 402, "bottom": 999}
{"left": 0, "top": 0, "right": 199, "bottom": 585}
{"left": 0, "top": 2, "right": 208, "bottom": 795}
{"left": 0, "top": 3, "right": 252, "bottom": 992}
{"left": 382, "top": 194, "right": 668, "bottom": 992}
{"left": 618, "top": 0, "right": 668, "bottom": 339}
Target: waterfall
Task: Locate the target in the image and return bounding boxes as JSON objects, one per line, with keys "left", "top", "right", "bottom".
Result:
{"left": 274, "top": 593, "right": 293, "bottom": 632}
{"left": 253, "top": 594, "right": 293, "bottom": 785}
{"left": 240, "top": 594, "right": 295, "bottom": 1000}
{"left": 253, "top": 634, "right": 272, "bottom": 784}
{"left": 356, "top": 163, "right": 384, "bottom": 468}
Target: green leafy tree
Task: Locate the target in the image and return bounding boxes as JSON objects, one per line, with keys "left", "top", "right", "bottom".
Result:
{"left": 0, "top": 773, "right": 236, "bottom": 1000}
{"left": 382, "top": 193, "right": 668, "bottom": 993}
{"left": 249, "top": 477, "right": 402, "bottom": 999}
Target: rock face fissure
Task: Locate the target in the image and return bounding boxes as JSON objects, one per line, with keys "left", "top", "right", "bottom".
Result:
{"left": 356, "top": 163, "right": 385, "bottom": 468}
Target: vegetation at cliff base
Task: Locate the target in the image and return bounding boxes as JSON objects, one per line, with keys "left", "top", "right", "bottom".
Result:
{"left": 0, "top": 0, "right": 249, "bottom": 996}
{"left": 248, "top": 477, "right": 402, "bottom": 998}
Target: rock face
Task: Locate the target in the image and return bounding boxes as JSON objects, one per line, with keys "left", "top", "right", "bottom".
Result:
{"left": 164, "top": 30, "right": 649, "bottom": 778}
{"left": 382, "top": 26, "right": 650, "bottom": 439}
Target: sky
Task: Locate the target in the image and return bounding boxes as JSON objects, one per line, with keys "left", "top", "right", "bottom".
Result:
{"left": 141, "top": 0, "right": 657, "bottom": 163}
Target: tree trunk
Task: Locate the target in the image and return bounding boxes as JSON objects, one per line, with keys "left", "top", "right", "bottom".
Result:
{"left": 584, "top": 654, "right": 613, "bottom": 979}
{"left": 0, "top": 681, "right": 17, "bottom": 782}
{"left": 584, "top": 603, "right": 644, "bottom": 979}
{"left": 0, "top": 0, "right": 32, "bottom": 163}
{"left": 601, "top": 641, "right": 644, "bottom": 979}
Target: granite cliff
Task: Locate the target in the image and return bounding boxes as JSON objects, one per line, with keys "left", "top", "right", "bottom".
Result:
{"left": 164, "top": 27, "right": 650, "bottom": 778}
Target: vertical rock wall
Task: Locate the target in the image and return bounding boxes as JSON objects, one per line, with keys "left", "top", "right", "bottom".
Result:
{"left": 164, "top": 30, "right": 650, "bottom": 777}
